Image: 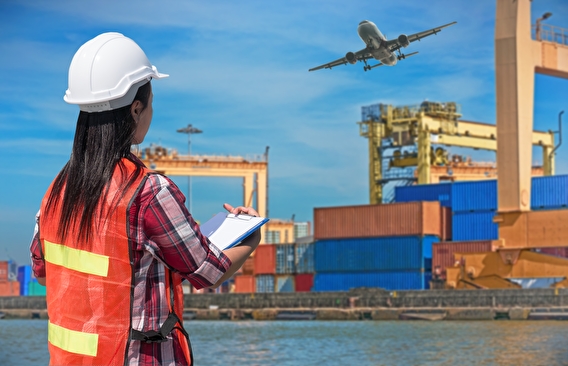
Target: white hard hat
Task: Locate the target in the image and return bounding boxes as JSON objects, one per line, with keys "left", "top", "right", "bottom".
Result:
{"left": 64, "top": 32, "right": 168, "bottom": 112}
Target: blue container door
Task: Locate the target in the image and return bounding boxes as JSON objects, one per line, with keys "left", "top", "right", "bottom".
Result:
{"left": 295, "top": 243, "right": 315, "bottom": 273}
{"left": 255, "top": 275, "right": 274, "bottom": 293}
{"left": 276, "top": 245, "right": 295, "bottom": 274}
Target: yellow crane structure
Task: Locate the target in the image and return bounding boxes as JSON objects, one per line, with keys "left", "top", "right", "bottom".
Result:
{"left": 445, "top": 0, "right": 568, "bottom": 289}
{"left": 358, "top": 102, "right": 555, "bottom": 204}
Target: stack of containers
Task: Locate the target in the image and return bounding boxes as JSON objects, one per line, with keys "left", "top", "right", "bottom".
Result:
{"left": 0, "top": 261, "right": 20, "bottom": 296}
{"left": 312, "top": 202, "right": 445, "bottom": 291}
{"left": 294, "top": 235, "right": 315, "bottom": 292}
{"left": 253, "top": 244, "right": 276, "bottom": 293}
{"left": 275, "top": 244, "right": 295, "bottom": 292}
{"left": 395, "top": 175, "right": 568, "bottom": 278}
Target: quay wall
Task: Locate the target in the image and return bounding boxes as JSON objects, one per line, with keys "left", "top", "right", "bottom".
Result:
{"left": 1, "top": 288, "right": 567, "bottom": 321}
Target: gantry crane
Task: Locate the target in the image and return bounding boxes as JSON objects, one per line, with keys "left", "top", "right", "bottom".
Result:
{"left": 445, "top": 0, "right": 568, "bottom": 289}
{"left": 358, "top": 102, "right": 555, "bottom": 204}
{"left": 133, "top": 145, "right": 271, "bottom": 241}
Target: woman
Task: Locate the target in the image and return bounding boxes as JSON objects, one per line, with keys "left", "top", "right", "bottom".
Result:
{"left": 29, "top": 32, "right": 260, "bottom": 366}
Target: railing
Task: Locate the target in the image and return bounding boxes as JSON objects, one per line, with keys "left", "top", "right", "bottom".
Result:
{"left": 533, "top": 24, "right": 568, "bottom": 46}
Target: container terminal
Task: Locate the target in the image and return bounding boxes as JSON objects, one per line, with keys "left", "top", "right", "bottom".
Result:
{"left": 3, "top": 0, "right": 568, "bottom": 320}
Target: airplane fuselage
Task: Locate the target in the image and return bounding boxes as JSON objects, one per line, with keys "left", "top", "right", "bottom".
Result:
{"left": 357, "top": 20, "right": 397, "bottom": 66}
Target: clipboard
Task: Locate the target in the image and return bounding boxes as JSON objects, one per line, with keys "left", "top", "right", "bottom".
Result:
{"left": 200, "top": 212, "right": 270, "bottom": 251}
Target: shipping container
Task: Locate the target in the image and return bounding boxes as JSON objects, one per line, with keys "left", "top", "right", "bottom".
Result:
{"left": 28, "top": 279, "right": 47, "bottom": 296}
{"left": 312, "top": 271, "right": 431, "bottom": 291}
{"left": 395, "top": 183, "right": 452, "bottom": 207}
{"left": 0, "top": 261, "right": 8, "bottom": 282}
{"left": 0, "top": 281, "right": 20, "bottom": 296}
{"left": 295, "top": 242, "right": 315, "bottom": 274}
{"left": 314, "top": 202, "right": 442, "bottom": 240}
{"left": 253, "top": 244, "right": 276, "bottom": 274}
{"left": 274, "top": 275, "right": 295, "bottom": 292}
{"left": 275, "top": 244, "right": 295, "bottom": 274}
{"left": 432, "top": 240, "right": 494, "bottom": 279}
{"left": 315, "top": 236, "right": 437, "bottom": 273}
{"left": 241, "top": 257, "right": 254, "bottom": 275}
{"left": 294, "top": 274, "right": 314, "bottom": 292}
{"left": 234, "top": 275, "right": 255, "bottom": 293}
{"left": 532, "top": 175, "right": 568, "bottom": 210}
{"left": 396, "top": 176, "right": 568, "bottom": 213}
{"left": 452, "top": 211, "right": 498, "bottom": 241}
{"left": 534, "top": 247, "right": 568, "bottom": 258}
{"left": 18, "top": 265, "right": 32, "bottom": 296}
{"left": 452, "top": 180, "right": 497, "bottom": 212}
{"left": 255, "top": 274, "right": 274, "bottom": 293}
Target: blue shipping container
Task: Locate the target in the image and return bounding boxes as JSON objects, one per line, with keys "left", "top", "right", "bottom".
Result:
{"left": 275, "top": 244, "right": 295, "bottom": 274}
{"left": 452, "top": 211, "right": 499, "bottom": 241}
{"left": 396, "top": 175, "right": 568, "bottom": 213}
{"left": 255, "top": 275, "right": 274, "bottom": 293}
{"left": 17, "top": 265, "right": 32, "bottom": 296}
{"left": 295, "top": 242, "right": 315, "bottom": 273}
{"left": 395, "top": 184, "right": 452, "bottom": 207}
{"left": 531, "top": 175, "right": 568, "bottom": 209}
{"left": 451, "top": 180, "right": 497, "bottom": 212}
{"left": 314, "top": 236, "right": 438, "bottom": 273}
{"left": 275, "top": 275, "right": 295, "bottom": 292}
{"left": 313, "top": 271, "right": 431, "bottom": 291}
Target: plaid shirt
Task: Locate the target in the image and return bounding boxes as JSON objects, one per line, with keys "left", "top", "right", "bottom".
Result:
{"left": 30, "top": 170, "right": 231, "bottom": 365}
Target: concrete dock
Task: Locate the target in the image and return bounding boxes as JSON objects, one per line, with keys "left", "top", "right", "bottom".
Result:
{"left": 1, "top": 288, "right": 567, "bottom": 320}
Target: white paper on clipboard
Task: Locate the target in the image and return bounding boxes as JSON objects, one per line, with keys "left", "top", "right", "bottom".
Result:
{"left": 200, "top": 212, "right": 269, "bottom": 251}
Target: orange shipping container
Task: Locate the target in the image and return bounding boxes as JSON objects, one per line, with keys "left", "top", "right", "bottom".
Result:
{"left": 314, "top": 202, "right": 442, "bottom": 240}
{"left": 432, "top": 240, "right": 493, "bottom": 279}
{"left": 0, "top": 281, "right": 20, "bottom": 296}
{"left": 0, "top": 261, "right": 8, "bottom": 282}
{"left": 254, "top": 244, "right": 276, "bottom": 274}
{"left": 241, "top": 257, "right": 255, "bottom": 275}
{"left": 234, "top": 275, "right": 255, "bottom": 293}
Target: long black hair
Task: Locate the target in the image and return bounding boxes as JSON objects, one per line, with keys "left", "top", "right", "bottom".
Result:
{"left": 45, "top": 81, "right": 152, "bottom": 244}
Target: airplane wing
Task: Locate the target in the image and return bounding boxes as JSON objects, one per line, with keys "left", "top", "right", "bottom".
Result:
{"left": 385, "top": 21, "right": 457, "bottom": 53}
{"left": 308, "top": 48, "right": 373, "bottom": 72}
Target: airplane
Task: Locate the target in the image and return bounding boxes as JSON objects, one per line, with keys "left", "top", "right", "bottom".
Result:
{"left": 308, "top": 20, "right": 457, "bottom": 72}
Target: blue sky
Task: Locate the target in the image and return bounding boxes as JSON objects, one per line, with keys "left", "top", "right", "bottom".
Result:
{"left": 1, "top": 0, "right": 567, "bottom": 266}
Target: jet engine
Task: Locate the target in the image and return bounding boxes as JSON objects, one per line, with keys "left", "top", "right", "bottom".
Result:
{"left": 397, "top": 34, "right": 410, "bottom": 48}
{"left": 345, "top": 52, "right": 357, "bottom": 65}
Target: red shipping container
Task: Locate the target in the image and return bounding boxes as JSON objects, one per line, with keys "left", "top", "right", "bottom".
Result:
{"left": 0, "top": 261, "right": 8, "bottom": 282}
{"left": 234, "top": 275, "right": 255, "bottom": 293}
{"left": 432, "top": 241, "right": 493, "bottom": 279}
{"left": 314, "top": 202, "right": 442, "bottom": 240}
{"left": 537, "top": 247, "right": 568, "bottom": 258}
{"left": 254, "top": 244, "right": 276, "bottom": 274}
{"left": 0, "top": 281, "right": 20, "bottom": 296}
{"left": 294, "top": 274, "right": 313, "bottom": 292}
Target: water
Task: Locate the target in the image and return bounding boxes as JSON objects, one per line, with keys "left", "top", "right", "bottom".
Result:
{"left": 1, "top": 319, "right": 567, "bottom": 365}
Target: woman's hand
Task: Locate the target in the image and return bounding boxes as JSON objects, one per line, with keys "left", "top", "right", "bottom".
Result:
{"left": 223, "top": 203, "right": 260, "bottom": 217}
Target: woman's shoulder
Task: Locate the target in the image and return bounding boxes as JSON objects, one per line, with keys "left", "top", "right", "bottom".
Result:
{"left": 142, "top": 172, "right": 182, "bottom": 196}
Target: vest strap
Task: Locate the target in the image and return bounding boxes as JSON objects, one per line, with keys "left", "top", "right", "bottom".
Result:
{"left": 131, "top": 311, "right": 189, "bottom": 343}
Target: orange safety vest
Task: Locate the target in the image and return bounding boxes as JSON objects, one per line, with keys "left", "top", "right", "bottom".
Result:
{"left": 39, "top": 158, "right": 191, "bottom": 365}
